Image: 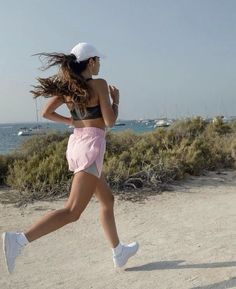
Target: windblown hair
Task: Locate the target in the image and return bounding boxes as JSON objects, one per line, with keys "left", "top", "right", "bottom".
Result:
{"left": 30, "top": 52, "right": 96, "bottom": 112}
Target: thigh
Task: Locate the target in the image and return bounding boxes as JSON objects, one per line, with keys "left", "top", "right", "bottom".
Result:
{"left": 65, "top": 171, "right": 99, "bottom": 212}
{"left": 94, "top": 173, "right": 114, "bottom": 206}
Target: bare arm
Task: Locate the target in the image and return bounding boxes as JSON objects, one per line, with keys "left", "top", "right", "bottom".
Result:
{"left": 97, "top": 79, "right": 119, "bottom": 128}
{"left": 41, "top": 96, "right": 72, "bottom": 126}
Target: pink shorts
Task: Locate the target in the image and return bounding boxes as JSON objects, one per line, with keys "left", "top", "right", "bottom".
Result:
{"left": 66, "top": 127, "right": 106, "bottom": 178}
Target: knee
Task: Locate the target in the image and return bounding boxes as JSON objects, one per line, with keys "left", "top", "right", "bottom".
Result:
{"left": 64, "top": 207, "right": 82, "bottom": 223}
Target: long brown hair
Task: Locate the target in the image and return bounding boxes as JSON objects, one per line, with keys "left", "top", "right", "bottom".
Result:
{"left": 30, "top": 52, "right": 96, "bottom": 112}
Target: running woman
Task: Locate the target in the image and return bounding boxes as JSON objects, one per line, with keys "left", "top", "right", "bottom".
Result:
{"left": 2, "top": 42, "right": 139, "bottom": 274}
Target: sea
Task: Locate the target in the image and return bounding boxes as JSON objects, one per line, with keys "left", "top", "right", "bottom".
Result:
{"left": 0, "top": 120, "right": 157, "bottom": 155}
{"left": 2, "top": 116, "right": 236, "bottom": 155}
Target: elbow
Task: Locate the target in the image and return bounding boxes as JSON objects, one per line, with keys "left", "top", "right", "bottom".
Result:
{"left": 105, "top": 118, "right": 116, "bottom": 128}
{"left": 41, "top": 111, "right": 50, "bottom": 119}
{"left": 106, "top": 123, "right": 115, "bottom": 128}
{"left": 103, "top": 111, "right": 117, "bottom": 128}
{"left": 41, "top": 111, "right": 47, "bottom": 118}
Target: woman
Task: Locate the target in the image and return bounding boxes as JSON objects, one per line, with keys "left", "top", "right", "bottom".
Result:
{"left": 2, "top": 42, "right": 139, "bottom": 274}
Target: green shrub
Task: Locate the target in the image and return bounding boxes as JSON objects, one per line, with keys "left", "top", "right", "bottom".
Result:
{"left": 105, "top": 129, "right": 140, "bottom": 156}
{"left": 1, "top": 118, "right": 236, "bottom": 204}
{"left": 5, "top": 133, "right": 71, "bottom": 202}
{"left": 206, "top": 117, "right": 232, "bottom": 135}
{"left": 17, "top": 132, "right": 70, "bottom": 159}
{"left": 0, "top": 153, "right": 22, "bottom": 185}
{"left": 170, "top": 117, "right": 207, "bottom": 140}
{"left": 229, "top": 120, "right": 236, "bottom": 133}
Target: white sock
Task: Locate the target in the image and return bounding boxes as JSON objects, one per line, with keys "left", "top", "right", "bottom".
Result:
{"left": 112, "top": 242, "right": 123, "bottom": 256}
{"left": 16, "top": 232, "right": 29, "bottom": 247}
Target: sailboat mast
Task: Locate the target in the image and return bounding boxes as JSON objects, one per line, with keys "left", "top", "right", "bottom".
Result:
{"left": 35, "top": 98, "right": 39, "bottom": 127}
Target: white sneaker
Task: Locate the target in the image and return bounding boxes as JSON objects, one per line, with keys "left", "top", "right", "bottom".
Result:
{"left": 113, "top": 241, "right": 139, "bottom": 268}
{"left": 2, "top": 232, "right": 24, "bottom": 274}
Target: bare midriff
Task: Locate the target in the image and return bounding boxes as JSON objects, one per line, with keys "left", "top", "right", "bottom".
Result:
{"left": 73, "top": 118, "right": 106, "bottom": 130}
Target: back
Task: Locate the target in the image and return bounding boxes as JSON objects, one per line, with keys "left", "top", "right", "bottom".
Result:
{"left": 65, "top": 78, "right": 117, "bottom": 129}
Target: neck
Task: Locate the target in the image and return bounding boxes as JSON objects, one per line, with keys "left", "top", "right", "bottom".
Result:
{"left": 81, "top": 70, "right": 92, "bottom": 80}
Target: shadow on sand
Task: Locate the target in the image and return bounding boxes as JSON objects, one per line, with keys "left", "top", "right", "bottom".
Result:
{"left": 190, "top": 277, "right": 236, "bottom": 289}
{"left": 126, "top": 260, "right": 236, "bottom": 289}
{"left": 125, "top": 259, "right": 236, "bottom": 271}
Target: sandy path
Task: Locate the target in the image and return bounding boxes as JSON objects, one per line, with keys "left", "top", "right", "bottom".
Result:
{"left": 1, "top": 170, "right": 236, "bottom": 289}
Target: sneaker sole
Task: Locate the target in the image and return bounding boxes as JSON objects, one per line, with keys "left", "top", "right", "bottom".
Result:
{"left": 2, "top": 232, "right": 12, "bottom": 274}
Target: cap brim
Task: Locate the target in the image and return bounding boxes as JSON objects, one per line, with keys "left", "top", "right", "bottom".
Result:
{"left": 97, "top": 52, "right": 106, "bottom": 59}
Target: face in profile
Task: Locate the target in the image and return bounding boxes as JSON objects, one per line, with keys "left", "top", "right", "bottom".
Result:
{"left": 89, "top": 57, "right": 100, "bottom": 75}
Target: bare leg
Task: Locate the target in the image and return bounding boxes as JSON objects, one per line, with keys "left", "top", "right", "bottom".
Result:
{"left": 24, "top": 172, "right": 99, "bottom": 242}
{"left": 94, "top": 173, "right": 120, "bottom": 248}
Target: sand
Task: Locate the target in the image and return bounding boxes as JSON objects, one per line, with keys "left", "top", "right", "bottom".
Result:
{"left": 1, "top": 170, "right": 236, "bottom": 289}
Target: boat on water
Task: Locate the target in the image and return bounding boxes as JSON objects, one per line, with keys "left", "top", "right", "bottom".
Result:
{"left": 115, "top": 122, "right": 126, "bottom": 127}
{"left": 154, "top": 119, "right": 172, "bottom": 128}
{"left": 18, "top": 125, "right": 48, "bottom": 136}
{"left": 18, "top": 99, "right": 49, "bottom": 136}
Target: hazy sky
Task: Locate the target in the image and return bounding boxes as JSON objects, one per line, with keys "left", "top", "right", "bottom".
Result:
{"left": 0, "top": 0, "right": 235, "bottom": 123}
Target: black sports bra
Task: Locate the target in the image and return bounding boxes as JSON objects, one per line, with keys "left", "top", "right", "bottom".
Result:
{"left": 69, "top": 77, "right": 103, "bottom": 121}
{"left": 70, "top": 104, "right": 102, "bottom": 121}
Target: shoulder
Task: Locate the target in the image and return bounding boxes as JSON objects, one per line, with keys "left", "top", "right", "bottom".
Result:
{"left": 92, "top": 79, "right": 109, "bottom": 99}
{"left": 93, "top": 78, "right": 108, "bottom": 89}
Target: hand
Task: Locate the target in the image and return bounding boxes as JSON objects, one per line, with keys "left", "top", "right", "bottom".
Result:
{"left": 109, "top": 85, "right": 120, "bottom": 104}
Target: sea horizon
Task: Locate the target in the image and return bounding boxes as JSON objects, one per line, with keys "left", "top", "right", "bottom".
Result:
{"left": 1, "top": 114, "right": 236, "bottom": 125}
{"left": 1, "top": 115, "right": 236, "bottom": 156}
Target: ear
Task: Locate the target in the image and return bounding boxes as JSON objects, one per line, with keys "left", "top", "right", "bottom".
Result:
{"left": 88, "top": 58, "right": 95, "bottom": 66}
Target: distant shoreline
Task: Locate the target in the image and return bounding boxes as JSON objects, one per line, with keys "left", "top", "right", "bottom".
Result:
{"left": 1, "top": 115, "right": 236, "bottom": 125}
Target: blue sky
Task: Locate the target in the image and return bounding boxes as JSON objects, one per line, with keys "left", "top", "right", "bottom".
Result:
{"left": 0, "top": 0, "right": 235, "bottom": 123}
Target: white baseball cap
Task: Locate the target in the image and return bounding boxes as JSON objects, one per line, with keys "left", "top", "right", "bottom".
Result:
{"left": 70, "top": 42, "right": 105, "bottom": 63}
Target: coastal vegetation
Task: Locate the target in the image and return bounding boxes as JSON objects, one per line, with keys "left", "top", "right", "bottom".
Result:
{"left": 1, "top": 116, "right": 236, "bottom": 204}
